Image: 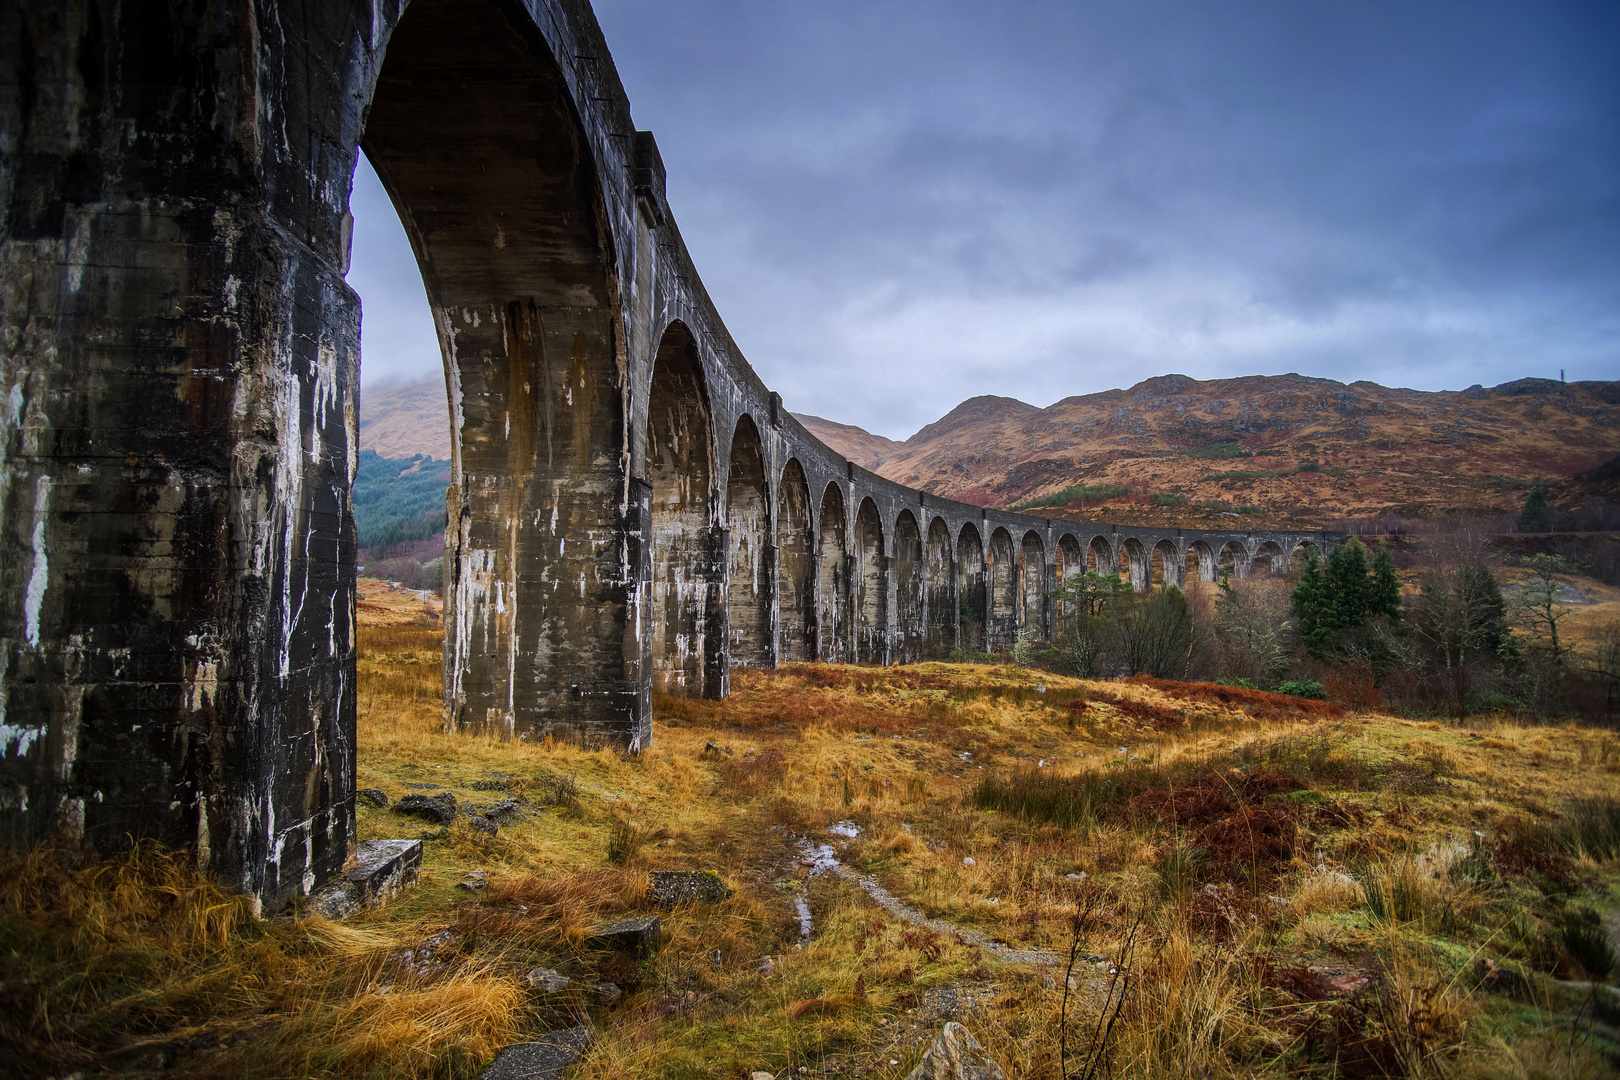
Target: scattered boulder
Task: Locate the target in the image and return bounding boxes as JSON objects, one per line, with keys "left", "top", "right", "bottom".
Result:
{"left": 525, "top": 967, "right": 570, "bottom": 993}
{"left": 470, "top": 775, "right": 512, "bottom": 791}
{"left": 902, "top": 1022, "right": 1006, "bottom": 1080}
{"left": 478, "top": 1025, "right": 592, "bottom": 1080}
{"left": 466, "top": 814, "right": 499, "bottom": 837}
{"left": 457, "top": 868, "right": 489, "bottom": 892}
{"left": 471, "top": 798, "right": 523, "bottom": 825}
{"left": 596, "top": 982, "right": 622, "bottom": 1007}
{"left": 357, "top": 788, "right": 389, "bottom": 809}
{"left": 395, "top": 792, "right": 457, "bottom": 825}
{"left": 304, "top": 839, "right": 423, "bottom": 919}
{"left": 702, "top": 741, "right": 733, "bottom": 757}
{"left": 587, "top": 915, "right": 660, "bottom": 956}
{"left": 648, "top": 870, "right": 733, "bottom": 908}
{"left": 419, "top": 827, "right": 449, "bottom": 841}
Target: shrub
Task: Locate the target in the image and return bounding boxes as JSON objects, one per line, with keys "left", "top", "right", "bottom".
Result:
{"left": 1237, "top": 505, "right": 1265, "bottom": 516}
{"left": 1151, "top": 493, "right": 1189, "bottom": 507}
{"left": 1277, "top": 680, "right": 1326, "bottom": 700}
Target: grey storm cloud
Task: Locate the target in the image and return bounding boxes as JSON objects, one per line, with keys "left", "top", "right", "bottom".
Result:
{"left": 348, "top": 0, "right": 1619, "bottom": 440}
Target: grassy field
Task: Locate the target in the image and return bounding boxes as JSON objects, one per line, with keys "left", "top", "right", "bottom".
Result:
{"left": 3, "top": 579, "right": 1618, "bottom": 1079}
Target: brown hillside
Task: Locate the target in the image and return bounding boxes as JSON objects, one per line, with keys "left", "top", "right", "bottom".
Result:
{"left": 793, "top": 413, "right": 904, "bottom": 471}
{"left": 359, "top": 378, "right": 451, "bottom": 459}
{"left": 808, "top": 374, "right": 1620, "bottom": 529}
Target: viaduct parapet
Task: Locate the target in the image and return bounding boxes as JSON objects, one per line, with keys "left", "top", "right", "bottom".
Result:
{"left": 0, "top": 0, "right": 1338, "bottom": 909}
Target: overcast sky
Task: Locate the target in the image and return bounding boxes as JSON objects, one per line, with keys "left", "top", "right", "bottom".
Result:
{"left": 347, "top": 0, "right": 1619, "bottom": 441}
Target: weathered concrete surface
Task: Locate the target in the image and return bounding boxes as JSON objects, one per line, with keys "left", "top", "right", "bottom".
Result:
{"left": 1, "top": 0, "right": 1340, "bottom": 910}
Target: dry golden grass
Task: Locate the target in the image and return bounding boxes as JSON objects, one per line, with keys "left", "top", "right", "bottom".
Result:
{"left": 4, "top": 595, "right": 1618, "bottom": 1079}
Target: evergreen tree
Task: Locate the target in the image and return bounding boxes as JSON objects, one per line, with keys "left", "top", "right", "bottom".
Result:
{"left": 1457, "top": 565, "right": 1515, "bottom": 661}
{"left": 1520, "top": 484, "right": 1549, "bottom": 532}
{"left": 1324, "top": 537, "right": 1370, "bottom": 632}
{"left": 1291, "top": 547, "right": 1330, "bottom": 649}
{"left": 1368, "top": 540, "right": 1404, "bottom": 624}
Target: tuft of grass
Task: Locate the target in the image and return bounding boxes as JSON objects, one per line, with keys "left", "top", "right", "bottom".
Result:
{"left": 1554, "top": 796, "right": 1620, "bottom": 861}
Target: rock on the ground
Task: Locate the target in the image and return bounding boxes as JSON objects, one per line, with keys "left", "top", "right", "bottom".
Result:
{"left": 902, "top": 1022, "right": 1006, "bottom": 1080}
{"left": 587, "top": 915, "right": 660, "bottom": 956}
{"left": 596, "top": 982, "right": 622, "bottom": 1007}
{"left": 471, "top": 797, "right": 523, "bottom": 824}
{"left": 357, "top": 788, "right": 389, "bottom": 808}
{"left": 466, "top": 814, "right": 499, "bottom": 836}
{"left": 478, "top": 1025, "right": 592, "bottom": 1080}
{"left": 395, "top": 792, "right": 457, "bottom": 825}
{"left": 749, "top": 1073, "right": 774, "bottom": 1080}
{"left": 525, "top": 967, "right": 570, "bottom": 993}
{"left": 648, "top": 870, "right": 733, "bottom": 908}
{"left": 305, "top": 839, "right": 423, "bottom": 919}
{"left": 457, "top": 868, "right": 489, "bottom": 891}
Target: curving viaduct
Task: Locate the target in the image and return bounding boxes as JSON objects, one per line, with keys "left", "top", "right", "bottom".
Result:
{"left": 0, "top": 0, "right": 1336, "bottom": 908}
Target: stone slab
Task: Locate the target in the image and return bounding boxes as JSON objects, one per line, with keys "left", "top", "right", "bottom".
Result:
{"left": 648, "top": 870, "right": 733, "bottom": 908}
{"left": 586, "top": 915, "right": 660, "bottom": 956}
{"left": 479, "top": 1025, "right": 592, "bottom": 1080}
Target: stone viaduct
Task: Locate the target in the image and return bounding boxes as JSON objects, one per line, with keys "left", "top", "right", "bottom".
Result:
{"left": 0, "top": 0, "right": 1335, "bottom": 909}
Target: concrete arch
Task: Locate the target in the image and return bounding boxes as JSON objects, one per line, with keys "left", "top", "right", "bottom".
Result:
{"left": 893, "top": 510, "right": 924, "bottom": 663}
{"left": 925, "top": 517, "right": 955, "bottom": 655}
{"left": 1151, "top": 539, "right": 1183, "bottom": 589}
{"left": 818, "top": 484, "right": 850, "bottom": 662}
{"left": 777, "top": 459, "right": 815, "bottom": 663}
{"left": 726, "top": 415, "right": 771, "bottom": 669}
{"left": 1089, "top": 535, "right": 1116, "bottom": 576}
{"left": 1188, "top": 540, "right": 1217, "bottom": 583}
{"left": 1253, "top": 540, "right": 1285, "bottom": 577}
{"left": 1289, "top": 540, "right": 1321, "bottom": 576}
{"left": 1019, "top": 530, "right": 1047, "bottom": 636}
{"left": 854, "top": 498, "right": 888, "bottom": 663}
{"left": 1121, "top": 537, "right": 1150, "bottom": 592}
{"left": 647, "top": 323, "right": 719, "bottom": 697}
{"left": 957, "top": 523, "right": 988, "bottom": 651}
{"left": 1056, "top": 534, "right": 1084, "bottom": 617}
{"left": 987, "top": 527, "right": 1019, "bottom": 649}
{"left": 1219, "top": 540, "right": 1250, "bottom": 581}
{"left": 367, "top": 0, "right": 631, "bottom": 746}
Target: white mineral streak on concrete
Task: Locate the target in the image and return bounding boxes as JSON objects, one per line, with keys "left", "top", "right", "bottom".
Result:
{"left": 186, "top": 657, "right": 218, "bottom": 713}
{"left": 276, "top": 351, "right": 305, "bottom": 679}
{"left": 0, "top": 723, "right": 43, "bottom": 759}
{"left": 64, "top": 205, "right": 94, "bottom": 292}
{"left": 24, "top": 475, "right": 52, "bottom": 646}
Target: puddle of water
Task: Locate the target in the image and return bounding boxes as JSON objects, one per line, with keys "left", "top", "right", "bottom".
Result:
{"left": 795, "top": 897, "right": 813, "bottom": 941}
{"left": 828, "top": 820, "right": 861, "bottom": 839}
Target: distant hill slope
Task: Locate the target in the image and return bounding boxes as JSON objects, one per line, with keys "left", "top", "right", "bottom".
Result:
{"left": 805, "top": 374, "right": 1620, "bottom": 528}
{"left": 793, "top": 414, "right": 905, "bottom": 470}
{"left": 360, "top": 379, "right": 450, "bottom": 459}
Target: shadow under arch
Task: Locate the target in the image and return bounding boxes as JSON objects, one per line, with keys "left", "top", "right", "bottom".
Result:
{"left": 818, "top": 483, "right": 850, "bottom": 662}
{"left": 957, "top": 523, "right": 987, "bottom": 652}
{"left": 363, "top": 0, "right": 630, "bottom": 739}
{"left": 1019, "top": 530, "right": 1046, "bottom": 637}
{"left": 776, "top": 459, "right": 816, "bottom": 663}
{"left": 925, "top": 517, "right": 955, "bottom": 655}
{"left": 987, "top": 527, "right": 1018, "bottom": 650}
{"left": 893, "top": 510, "right": 924, "bottom": 663}
{"left": 645, "top": 322, "right": 720, "bottom": 697}
{"left": 854, "top": 498, "right": 888, "bottom": 663}
{"left": 727, "top": 415, "right": 771, "bottom": 669}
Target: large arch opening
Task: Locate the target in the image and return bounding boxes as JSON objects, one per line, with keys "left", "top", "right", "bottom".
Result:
{"left": 1252, "top": 540, "right": 1285, "bottom": 577}
{"left": 987, "top": 528, "right": 1018, "bottom": 650}
{"left": 957, "top": 524, "right": 987, "bottom": 652}
{"left": 777, "top": 460, "right": 816, "bottom": 662}
{"left": 925, "top": 517, "right": 955, "bottom": 655}
{"left": 1019, "top": 531, "right": 1047, "bottom": 638}
{"left": 363, "top": 0, "right": 629, "bottom": 741}
{"left": 1188, "top": 540, "right": 1217, "bottom": 582}
{"left": 1056, "top": 535, "right": 1084, "bottom": 617}
{"left": 1219, "top": 540, "right": 1250, "bottom": 582}
{"left": 818, "top": 484, "right": 850, "bottom": 662}
{"left": 893, "top": 511, "right": 925, "bottom": 663}
{"left": 1121, "top": 538, "right": 1150, "bottom": 592}
{"left": 1089, "top": 535, "right": 1116, "bottom": 577}
{"left": 726, "top": 416, "right": 771, "bottom": 669}
{"left": 1151, "top": 540, "right": 1182, "bottom": 589}
{"left": 854, "top": 498, "right": 888, "bottom": 664}
{"left": 645, "top": 324, "right": 718, "bottom": 697}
